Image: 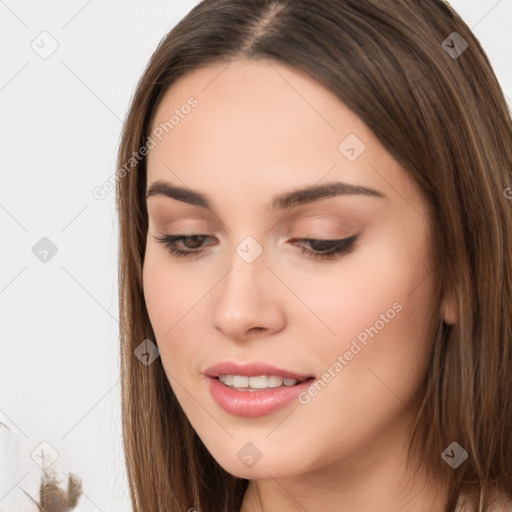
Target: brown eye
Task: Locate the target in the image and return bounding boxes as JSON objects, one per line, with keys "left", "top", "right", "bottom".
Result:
{"left": 153, "top": 234, "right": 215, "bottom": 257}
{"left": 290, "top": 235, "right": 359, "bottom": 260}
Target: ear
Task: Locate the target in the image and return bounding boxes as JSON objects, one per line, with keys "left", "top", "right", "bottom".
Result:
{"left": 442, "top": 287, "right": 459, "bottom": 325}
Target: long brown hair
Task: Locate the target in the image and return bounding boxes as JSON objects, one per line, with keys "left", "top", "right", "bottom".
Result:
{"left": 115, "top": 1, "right": 512, "bottom": 510}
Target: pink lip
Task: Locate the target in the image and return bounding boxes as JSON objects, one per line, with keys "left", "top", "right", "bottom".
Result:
{"left": 204, "top": 361, "right": 315, "bottom": 418}
{"left": 204, "top": 361, "right": 314, "bottom": 381}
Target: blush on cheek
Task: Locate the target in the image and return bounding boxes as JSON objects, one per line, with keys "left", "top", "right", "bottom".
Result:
{"left": 142, "top": 256, "right": 191, "bottom": 330}
{"left": 338, "top": 302, "right": 406, "bottom": 363}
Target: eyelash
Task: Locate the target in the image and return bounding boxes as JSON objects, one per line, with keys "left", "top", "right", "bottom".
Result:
{"left": 153, "top": 234, "right": 359, "bottom": 261}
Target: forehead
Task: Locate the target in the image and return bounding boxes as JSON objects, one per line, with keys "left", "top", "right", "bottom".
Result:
{"left": 146, "top": 58, "right": 424, "bottom": 216}
{"left": 150, "top": 58, "right": 358, "bottom": 127}
{"left": 148, "top": 58, "right": 369, "bottom": 161}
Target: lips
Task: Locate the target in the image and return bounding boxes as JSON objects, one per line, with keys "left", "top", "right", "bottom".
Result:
{"left": 204, "top": 361, "right": 314, "bottom": 381}
{"left": 203, "top": 361, "right": 316, "bottom": 417}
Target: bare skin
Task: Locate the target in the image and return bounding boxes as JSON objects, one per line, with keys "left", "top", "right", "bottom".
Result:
{"left": 142, "top": 58, "right": 458, "bottom": 512}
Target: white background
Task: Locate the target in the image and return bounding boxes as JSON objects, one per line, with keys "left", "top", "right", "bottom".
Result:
{"left": 1, "top": 1, "right": 511, "bottom": 511}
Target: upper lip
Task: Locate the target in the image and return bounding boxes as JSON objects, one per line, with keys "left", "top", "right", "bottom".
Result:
{"left": 204, "top": 361, "right": 314, "bottom": 381}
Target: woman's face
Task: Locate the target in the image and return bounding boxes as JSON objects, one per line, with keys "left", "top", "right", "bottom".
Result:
{"left": 143, "top": 58, "right": 443, "bottom": 481}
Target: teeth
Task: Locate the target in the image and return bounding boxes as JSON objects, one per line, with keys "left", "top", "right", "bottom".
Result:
{"left": 233, "top": 375, "right": 249, "bottom": 387}
{"left": 267, "top": 376, "right": 283, "bottom": 387}
{"left": 218, "top": 374, "right": 300, "bottom": 390}
{"left": 221, "top": 375, "right": 234, "bottom": 386}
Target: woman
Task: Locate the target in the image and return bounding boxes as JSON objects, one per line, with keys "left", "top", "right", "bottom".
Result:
{"left": 115, "top": 1, "right": 512, "bottom": 510}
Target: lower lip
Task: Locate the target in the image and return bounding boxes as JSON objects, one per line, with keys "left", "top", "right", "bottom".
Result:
{"left": 207, "top": 376, "right": 315, "bottom": 418}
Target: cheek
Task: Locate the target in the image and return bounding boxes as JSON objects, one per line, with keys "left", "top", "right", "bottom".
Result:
{"left": 142, "top": 251, "right": 195, "bottom": 362}
{"left": 295, "top": 229, "right": 436, "bottom": 377}
{"left": 142, "top": 249, "right": 221, "bottom": 381}
{"left": 339, "top": 243, "right": 436, "bottom": 398}
{"left": 285, "top": 246, "right": 437, "bottom": 461}
{"left": 142, "top": 247, "right": 201, "bottom": 332}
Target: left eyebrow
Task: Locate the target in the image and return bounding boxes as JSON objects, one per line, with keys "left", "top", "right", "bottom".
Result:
{"left": 146, "top": 180, "right": 385, "bottom": 210}
{"left": 271, "top": 181, "right": 385, "bottom": 209}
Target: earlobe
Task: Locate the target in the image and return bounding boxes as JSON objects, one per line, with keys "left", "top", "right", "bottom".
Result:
{"left": 442, "top": 289, "right": 459, "bottom": 325}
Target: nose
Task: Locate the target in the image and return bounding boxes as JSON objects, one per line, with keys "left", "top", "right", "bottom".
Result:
{"left": 209, "top": 244, "right": 286, "bottom": 341}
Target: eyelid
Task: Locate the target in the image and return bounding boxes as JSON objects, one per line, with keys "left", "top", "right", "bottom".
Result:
{"left": 153, "top": 232, "right": 359, "bottom": 261}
